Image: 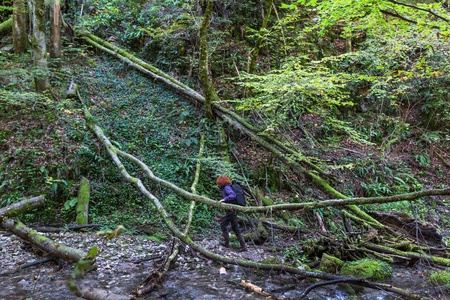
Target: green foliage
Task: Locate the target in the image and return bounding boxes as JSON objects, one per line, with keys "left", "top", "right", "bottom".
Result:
{"left": 283, "top": 244, "right": 308, "bottom": 262}
{"left": 428, "top": 270, "right": 450, "bottom": 286}
{"left": 236, "top": 54, "right": 379, "bottom": 144}
{"left": 355, "top": 157, "right": 423, "bottom": 198}
{"left": 288, "top": 0, "right": 450, "bottom": 37}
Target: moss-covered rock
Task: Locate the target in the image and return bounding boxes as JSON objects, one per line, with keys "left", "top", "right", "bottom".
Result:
{"left": 428, "top": 270, "right": 450, "bottom": 286}
{"left": 320, "top": 253, "right": 344, "bottom": 273}
{"left": 340, "top": 258, "right": 393, "bottom": 281}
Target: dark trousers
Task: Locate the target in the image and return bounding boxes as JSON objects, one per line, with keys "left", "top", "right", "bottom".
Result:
{"left": 220, "top": 211, "right": 241, "bottom": 235}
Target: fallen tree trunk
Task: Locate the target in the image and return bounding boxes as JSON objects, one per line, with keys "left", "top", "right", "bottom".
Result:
{"left": 78, "top": 96, "right": 424, "bottom": 300}
{"left": 0, "top": 195, "right": 45, "bottom": 217}
{"left": 0, "top": 17, "right": 13, "bottom": 37}
{"left": 1, "top": 219, "right": 87, "bottom": 262}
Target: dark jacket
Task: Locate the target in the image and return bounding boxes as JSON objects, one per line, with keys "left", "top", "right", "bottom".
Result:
{"left": 221, "top": 184, "right": 237, "bottom": 204}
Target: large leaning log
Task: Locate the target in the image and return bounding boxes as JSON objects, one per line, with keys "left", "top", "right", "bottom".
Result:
{"left": 0, "top": 195, "right": 45, "bottom": 217}
{"left": 1, "top": 219, "right": 87, "bottom": 262}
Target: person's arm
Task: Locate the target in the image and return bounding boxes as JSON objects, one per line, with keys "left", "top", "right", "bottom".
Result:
{"left": 220, "top": 185, "right": 236, "bottom": 203}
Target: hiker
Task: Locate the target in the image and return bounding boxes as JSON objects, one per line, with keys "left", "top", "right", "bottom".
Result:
{"left": 217, "top": 176, "right": 247, "bottom": 252}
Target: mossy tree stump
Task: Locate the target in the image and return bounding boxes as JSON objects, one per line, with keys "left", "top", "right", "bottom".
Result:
{"left": 75, "top": 177, "right": 90, "bottom": 225}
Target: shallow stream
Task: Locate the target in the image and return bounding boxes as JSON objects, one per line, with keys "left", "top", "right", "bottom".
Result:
{"left": 0, "top": 231, "right": 441, "bottom": 300}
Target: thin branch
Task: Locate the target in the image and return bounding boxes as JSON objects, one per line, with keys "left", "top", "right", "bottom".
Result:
{"left": 386, "top": 0, "right": 450, "bottom": 23}
{"left": 380, "top": 9, "right": 441, "bottom": 29}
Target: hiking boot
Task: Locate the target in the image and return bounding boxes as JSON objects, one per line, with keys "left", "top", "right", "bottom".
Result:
{"left": 237, "top": 234, "right": 247, "bottom": 252}
{"left": 220, "top": 231, "right": 230, "bottom": 248}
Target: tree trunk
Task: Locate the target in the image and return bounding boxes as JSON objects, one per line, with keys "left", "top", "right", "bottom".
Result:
{"left": 345, "top": 35, "right": 352, "bottom": 53}
{"left": 198, "top": 0, "right": 217, "bottom": 120}
{"left": 0, "top": 195, "right": 45, "bottom": 217}
{"left": 13, "top": 0, "right": 27, "bottom": 53}
{"left": 1, "top": 219, "right": 87, "bottom": 262}
{"left": 248, "top": 0, "right": 274, "bottom": 74}
{"left": 49, "top": 0, "right": 61, "bottom": 65}
{"left": 28, "top": 0, "right": 50, "bottom": 93}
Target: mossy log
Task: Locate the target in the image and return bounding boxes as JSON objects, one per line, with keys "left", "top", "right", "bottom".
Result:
{"left": 0, "top": 17, "right": 13, "bottom": 37}
{"left": 77, "top": 34, "right": 341, "bottom": 186}
{"left": 79, "top": 97, "right": 423, "bottom": 300}
{"left": 76, "top": 177, "right": 90, "bottom": 225}
{"left": 0, "top": 195, "right": 45, "bottom": 217}
{"left": 76, "top": 95, "right": 450, "bottom": 218}
{"left": 1, "top": 219, "right": 87, "bottom": 262}
{"left": 66, "top": 79, "right": 78, "bottom": 98}
{"left": 364, "top": 243, "right": 450, "bottom": 267}
{"left": 261, "top": 219, "right": 306, "bottom": 234}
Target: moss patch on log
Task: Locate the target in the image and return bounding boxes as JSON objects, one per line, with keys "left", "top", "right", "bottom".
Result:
{"left": 341, "top": 258, "right": 393, "bottom": 281}
{"left": 320, "top": 253, "right": 344, "bottom": 273}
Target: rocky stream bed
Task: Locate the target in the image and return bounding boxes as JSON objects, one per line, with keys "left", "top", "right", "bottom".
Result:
{"left": 0, "top": 229, "right": 447, "bottom": 300}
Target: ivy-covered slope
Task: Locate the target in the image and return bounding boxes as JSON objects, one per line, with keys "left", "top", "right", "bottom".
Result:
{"left": 0, "top": 55, "right": 223, "bottom": 231}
